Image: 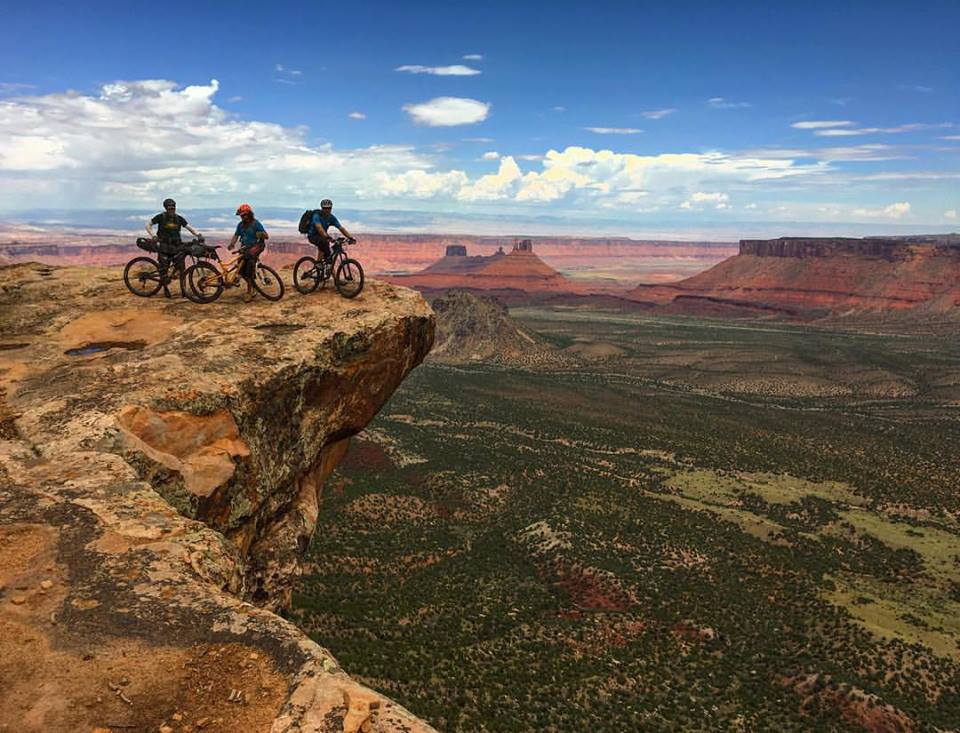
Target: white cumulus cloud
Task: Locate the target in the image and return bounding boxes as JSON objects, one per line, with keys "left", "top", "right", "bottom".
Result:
{"left": 458, "top": 156, "right": 523, "bottom": 201}
{"left": 348, "top": 111, "right": 366, "bottom": 120}
{"left": 680, "top": 192, "right": 730, "bottom": 210}
{"left": 944, "top": 209, "right": 957, "bottom": 220}
{"left": 395, "top": 64, "right": 481, "bottom": 76}
{"left": 852, "top": 202, "right": 912, "bottom": 219}
{"left": 481, "top": 151, "right": 500, "bottom": 160}
{"left": 403, "top": 97, "right": 491, "bottom": 126}
{"left": 462, "top": 54, "right": 484, "bottom": 61}
{"left": 371, "top": 169, "right": 469, "bottom": 199}
{"left": 0, "top": 78, "right": 433, "bottom": 208}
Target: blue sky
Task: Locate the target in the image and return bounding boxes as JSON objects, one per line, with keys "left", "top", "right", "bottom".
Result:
{"left": 1, "top": 0, "right": 958, "bottom": 236}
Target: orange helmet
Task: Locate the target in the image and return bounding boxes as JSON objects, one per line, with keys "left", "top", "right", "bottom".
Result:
{"left": 235, "top": 203, "right": 253, "bottom": 216}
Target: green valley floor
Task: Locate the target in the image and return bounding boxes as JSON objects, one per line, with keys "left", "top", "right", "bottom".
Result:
{"left": 293, "top": 307, "right": 960, "bottom": 732}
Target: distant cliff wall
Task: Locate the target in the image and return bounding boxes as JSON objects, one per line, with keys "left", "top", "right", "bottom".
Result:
{"left": 630, "top": 238, "right": 960, "bottom": 317}
{"left": 739, "top": 237, "right": 960, "bottom": 260}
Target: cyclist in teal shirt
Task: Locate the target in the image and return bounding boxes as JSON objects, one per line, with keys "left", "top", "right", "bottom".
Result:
{"left": 307, "top": 198, "right": 355, "bottom": 262}
{"left": 227, "top": 203, "right": 269, "bottom": 302}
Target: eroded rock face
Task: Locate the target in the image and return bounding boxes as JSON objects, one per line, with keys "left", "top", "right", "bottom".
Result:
{"left": 629, "top": 237, "right": 960, "bottom": 317}
{"left": 429, "top": 289, "right": 562, "bottom": 366}
{"left": 0, "top": 264, "right": 437, "bottom": 732}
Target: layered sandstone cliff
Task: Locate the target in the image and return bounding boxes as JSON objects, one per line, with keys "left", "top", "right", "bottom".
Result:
{"left": 629, "top": 237, "right": 960, "bottom": 317}
{"left": 0, "top": 264, "right": 437, "bottom": 732}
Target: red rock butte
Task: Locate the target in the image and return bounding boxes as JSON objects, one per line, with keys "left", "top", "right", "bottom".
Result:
{"left": 628, "top": 235, "right": 960, "bottom": 317}
{"left": 384, "top": 239, "right": 582, "bottom": 296}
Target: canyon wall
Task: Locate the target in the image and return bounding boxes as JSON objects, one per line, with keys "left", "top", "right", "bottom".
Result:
{"left": 740, "top": 236, "right": 960, "bottom": 260}
{"left": 630, "top": 237, "right": 960, "bottom": 317}
{"left": 0, "top": 264, "right": 438, "bottom": 732}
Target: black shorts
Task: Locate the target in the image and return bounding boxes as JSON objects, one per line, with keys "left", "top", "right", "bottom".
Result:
{"left": 308, "top": 233, "right": 331, "bottom": 259}
{"left": 239, "top": 244, "right": 264, "bottom": 280}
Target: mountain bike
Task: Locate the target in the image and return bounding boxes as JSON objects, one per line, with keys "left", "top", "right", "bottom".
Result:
{"left": 123, "top": 238, "right": 212, "bottom": 298}
{"left": 293, "top": 237, "right": 364, "bottom": 299}
{"left": 182, "top": 245, "right": 284, "bottom": 303}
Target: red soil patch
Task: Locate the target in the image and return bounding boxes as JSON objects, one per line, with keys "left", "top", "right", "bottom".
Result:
{"left": 551, "top": 563, "right": 634, "bottom": 612}
{"left": 782, "top": 673, "right": 915, "bottom": 733}
{"left": 338, "top": 438, "right": 396, "bottom": 473}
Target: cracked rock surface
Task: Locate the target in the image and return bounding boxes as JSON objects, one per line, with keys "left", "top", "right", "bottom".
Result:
{"left": 0, "top": 264, "right": 437, "bottom": 732}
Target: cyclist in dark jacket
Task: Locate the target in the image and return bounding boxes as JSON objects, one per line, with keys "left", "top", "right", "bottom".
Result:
{"left": 226, "top": 203, "right": 268, "bottom": 302}
{"left": 145, "top": 198, "right": 204, "bottom": 251}
{"left": 144, "top": 198, "right": 205, "bottom": 297}
{"left": 306, "top": 199, "right": 355, "bottom": 262}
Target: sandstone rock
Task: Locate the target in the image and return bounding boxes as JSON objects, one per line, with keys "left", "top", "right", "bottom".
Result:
{"left": 386, "top": 244, "right": 579, "bottom": 297}
{"left": 429, "top": 289, "right": 564, "bottom": 366}
{"left": 0, "top": 264, "right": 437, "bottom": 732}
{"left": 629, "top": 236, "right": 960, "bottom": 318}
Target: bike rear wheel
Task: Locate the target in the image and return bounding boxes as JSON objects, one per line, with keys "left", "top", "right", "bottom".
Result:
{"left": 334, "top": 258, "right": 364, "bottom": 299}
{"left": 293, "top": 256, "right": 321, "bottom": 294}
{"left": 123, "top": 257, "right": 163, "bottom": 297}
{"left": 184, "top": 261, "right": 223, "bottom": 303}
{"left": 252, "top": 263, "right": 285, "bottom": 301}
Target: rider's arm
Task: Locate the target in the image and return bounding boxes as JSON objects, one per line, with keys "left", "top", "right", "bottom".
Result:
{"left": 184, "top": 223, "right": 202, "bottom": 238}
{"left": 145, "top": 219, "right": 156, "bottom": 238}
{"left": 227, "top": 233, "right": 239, "bottom": 251}
{"left": 330, "top": 214, "right": 353, "bottom": 241}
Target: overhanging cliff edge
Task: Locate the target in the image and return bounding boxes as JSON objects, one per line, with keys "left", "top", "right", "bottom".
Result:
{"left": 0, "top": 264, "right": 437, "bottom": 732}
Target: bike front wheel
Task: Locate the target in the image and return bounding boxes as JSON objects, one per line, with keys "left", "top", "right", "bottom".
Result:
{"left": 123, "top": 257, "right": 163, "bottom": 297}
{"left": 293, "top": 256, "right": 321, "bottom": 294}
{"left": 334, "top": 258, "right": 364, "bottom": 299}
{"left": 183, "top": 261, "right": 223, "bottom": 303}
{"left": 253, "top": 263, "right": 285, "bottom": 301}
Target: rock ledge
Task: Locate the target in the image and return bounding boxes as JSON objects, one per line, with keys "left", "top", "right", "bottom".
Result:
{"left": 0, "top": 264, "right": 437, "bottom": 732}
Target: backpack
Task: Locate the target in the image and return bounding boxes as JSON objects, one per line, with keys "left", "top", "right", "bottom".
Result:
{"left": 298, "top": 209, "right": 320, "bottom": 235}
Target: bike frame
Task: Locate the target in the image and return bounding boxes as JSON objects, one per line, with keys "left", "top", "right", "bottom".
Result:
{"left": 318, "top": 239, "right": 350, "bottom": 269}
{"left": 201, "top": 251, "right": 245, "bottom": 288}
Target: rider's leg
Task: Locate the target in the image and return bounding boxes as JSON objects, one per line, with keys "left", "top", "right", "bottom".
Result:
{"left": 317, "top": 238, "right": 332, "bottom": 262}
{"left": 241, "top": 252, "right": 256, "bottom": 302}
{"left": 174, "top": 252, "right": 188, "bottom": 297}
{"left": 158, "top": 253, "right": 173, "bottom": 298}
